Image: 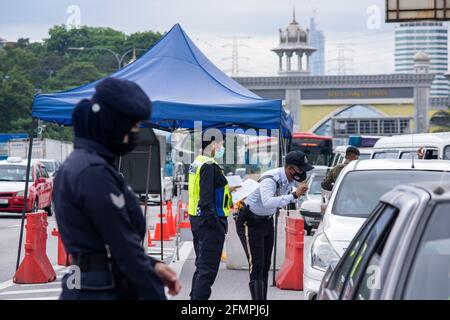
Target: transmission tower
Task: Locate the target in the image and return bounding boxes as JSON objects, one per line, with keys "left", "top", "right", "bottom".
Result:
{"left": 222, "top": 36, "right": 250, "bottom": 77}
{"left": 328, "top": 44, "right": 354, "bottom": 75}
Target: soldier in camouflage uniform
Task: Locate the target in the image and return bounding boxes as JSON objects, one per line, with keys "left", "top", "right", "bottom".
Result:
{"left": 321, "top": 146, "right": 360, "bottom": 191}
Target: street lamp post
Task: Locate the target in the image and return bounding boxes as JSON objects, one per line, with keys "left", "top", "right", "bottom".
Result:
{"left": 68, "top": 47, "right": 146, "bottom": 70}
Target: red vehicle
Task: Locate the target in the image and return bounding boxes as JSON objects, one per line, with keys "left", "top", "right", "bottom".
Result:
{"left": 290, "top": 132, "right": 333, "bottom": 166}
{"left": 0, "top": 157, "right": 53, "bottom": 215}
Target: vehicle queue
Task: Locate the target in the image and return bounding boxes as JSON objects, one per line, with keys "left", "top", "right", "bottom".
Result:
{"left": 0, "top": 132, "right": 449, "bottom": 300}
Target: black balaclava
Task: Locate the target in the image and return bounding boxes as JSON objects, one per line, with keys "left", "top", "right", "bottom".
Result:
{"left": 72, "top": 99, "right": 136, "bottom": 156}
{"left": 72, "top": 78, "right": 151, "bottom": 157}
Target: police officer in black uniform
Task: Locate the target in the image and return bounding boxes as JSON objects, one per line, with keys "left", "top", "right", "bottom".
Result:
{"left": 53, "top": 77, "right": 181, "bottom": 300}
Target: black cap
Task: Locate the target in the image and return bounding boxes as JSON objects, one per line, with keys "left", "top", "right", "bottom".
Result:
{"left": 346, "top": 146, "right": 360, "bottom": 156}
{"left": 93, "top": 77, "right": 151, "bottom": 121}
{"left": 285, "top": 150, "right": 314, "bottom": 172}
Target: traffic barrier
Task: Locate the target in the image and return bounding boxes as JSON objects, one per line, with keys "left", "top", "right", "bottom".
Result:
{"left": 178, "top": 206, "right": 192, "bottom": 241}
{"left": 14, "top": 211, "right": 56, "bottom": 284}
{"left": 51, "top": 228, "right": 71, "bottom": 266}
{"left": 275, "top": 216, "right": 304, "bottom": 290}
{"left": 166, "top": 201, "right": 176, "bottom": 236}
{"left": 147, "top": 230, "right": 156, "bottom": 247}
{"left": 153, "top": 215, "right": 172, "bottom": 241}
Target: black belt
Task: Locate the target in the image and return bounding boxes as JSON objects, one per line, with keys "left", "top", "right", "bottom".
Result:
{"left": 247, "top": 207, "right": 273, "bottom": 221}
{"left": 71, "top": 252, "right": 112, "bottom": 272}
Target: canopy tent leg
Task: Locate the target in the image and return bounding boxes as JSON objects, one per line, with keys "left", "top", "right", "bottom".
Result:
{"left": 15, "top": 118, "right": 37, "bottom": 270}
{"left": 271, "top": 127, "right": 285, "bottom": 286}
{"left": 142, "top": 145, "right": 152, "bottom": 248}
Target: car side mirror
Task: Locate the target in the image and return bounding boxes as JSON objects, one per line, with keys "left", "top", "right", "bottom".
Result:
{"left": 300, "top": 199, "right": 323, "bottom": 220}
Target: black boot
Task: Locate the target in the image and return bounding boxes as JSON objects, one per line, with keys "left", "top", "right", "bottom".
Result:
{"left": 249, "top": 280, "right": 265, "bottom": 300}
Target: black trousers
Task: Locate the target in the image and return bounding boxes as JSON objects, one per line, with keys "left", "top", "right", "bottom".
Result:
{"left": 236, "top": 211, "right": 274, "bottom": 284}
{"left": 189, "top": 215, "right": 226, "bottom": 300}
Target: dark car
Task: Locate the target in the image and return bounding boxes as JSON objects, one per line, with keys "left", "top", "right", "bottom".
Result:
{"left": 318, "top": 182, "right": 450, "bottom": 300}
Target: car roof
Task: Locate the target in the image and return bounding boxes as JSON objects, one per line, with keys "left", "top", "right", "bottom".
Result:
{"left": 344, "top": 159, "right": 450, "bottom": 172}
{"left": 374, "top": 132, "right": 450, "bottom": 149}
{"left": 411, "top": 182, "right": 450, "bottom": 201}
{"left": 334, "top": 145, "right": 372, "bottom": 154}
{"left": 0, "top": 158, "right": 41, "bottom": 166}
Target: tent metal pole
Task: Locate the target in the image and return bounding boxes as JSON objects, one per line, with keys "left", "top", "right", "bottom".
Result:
{"left": 16, "top": 118, "right": 37, "bottom": 271}
{"left": 155, "top": 137, "right": 164, "bottom": 261}
{"left": 142, "top": 145, "right": 152, "bottom": 248}
{"left": 272, "top": 127, "right": 283, "bottom": 286}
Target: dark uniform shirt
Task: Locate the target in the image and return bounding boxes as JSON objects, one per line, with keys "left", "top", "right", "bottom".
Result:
{"left": 321, "top": 162, "right": 348, "bottom": 191}
{"left": 53, "top": 137, "right": 165, "bottom": 299}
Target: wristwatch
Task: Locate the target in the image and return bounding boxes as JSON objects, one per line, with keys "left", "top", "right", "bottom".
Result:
{"left": 291, "top": 191, "right": 299, "bottom": 200}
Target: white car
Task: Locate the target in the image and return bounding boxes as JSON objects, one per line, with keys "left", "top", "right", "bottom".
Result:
{"left": 303, "top": 159, "right": 450, "bottom": 300}
{"left": 33, "top": 159, "right": 61, "bottom": 178}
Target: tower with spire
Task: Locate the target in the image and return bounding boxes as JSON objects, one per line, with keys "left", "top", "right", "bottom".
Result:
{"left": 272, "top": 8, "right": 316, "bottom": 75}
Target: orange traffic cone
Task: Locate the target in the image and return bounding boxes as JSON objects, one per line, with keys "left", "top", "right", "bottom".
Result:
{"left": 153, "top": 217, "right": 172, "bottom": 241}
{"left": 147, "top": 230, "right": 156, "bottom": 247}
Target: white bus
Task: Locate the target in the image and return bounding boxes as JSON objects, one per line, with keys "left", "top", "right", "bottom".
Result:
{"left": 371, "top": 132, "right": 450, "bottom": 160}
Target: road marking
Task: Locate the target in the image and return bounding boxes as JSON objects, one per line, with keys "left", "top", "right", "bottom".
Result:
{"left": 7, "top": 296, "right": 59, "bottom": 300}
{"left": 0, "top": 265, "right": 66, "bottom": 292}
{"left": 0, "top": 288, "right": 61, "bottom": 296}
{"left": 166, "top": 241, "right": 193, "bottom": 300}
{"left": 0, "top": 280, "right": 14, "bottom": 291}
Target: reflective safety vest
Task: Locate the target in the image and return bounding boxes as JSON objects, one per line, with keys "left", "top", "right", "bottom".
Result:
{"left": 188, "top": 155, "right": 232, "bottom": 217}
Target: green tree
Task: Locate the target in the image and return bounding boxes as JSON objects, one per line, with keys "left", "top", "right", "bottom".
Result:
{"left": 48, "top": 60, "right": 104, "bottom": 91}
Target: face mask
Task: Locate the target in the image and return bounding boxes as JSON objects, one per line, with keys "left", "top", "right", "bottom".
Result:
{"left": 214, "top": 145, "right": 225, "bottom": 159}
{"left": 109, "top": 131, "right": 139, "bottom": 156}
{"left": 292, "top": 169, "right": 306, "bottom": 182}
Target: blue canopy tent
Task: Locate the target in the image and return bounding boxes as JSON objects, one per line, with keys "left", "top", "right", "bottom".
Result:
{"left": 16, "top": 24, "right": 292, "bottom": 270}
{"left": 32, "top": 24, "right": 293, "bottom": 135}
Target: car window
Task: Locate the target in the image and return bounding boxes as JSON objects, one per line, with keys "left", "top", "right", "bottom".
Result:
{"left": 341, "top": 205, "right": 398, "bottom": 299}
{"left": 40, "top": 166, "right": 50, "bottom": 178}
{"left": 42, "top": 161, "right": 55, "bottom": 172}
{"left": 372, "top": 151, "right": 399, "bottom": 159}
{"left": 0, "top": 165, "right": 32, "bottom": 182}
{"left": 326, "top": 204, "right": 385, "bottom": 296}
{"left": 444, "top": 146, "right": 450, "bottom": 160}
{"left": 35, "top": 166, "right": 41, "bottom": 180}
{"left": 332, "top": 170, "right": 450, "bottom": 218}
{"left": 358, "top": 153, "right": 370, "bottom": 160}
{"left": 403, "top": 202, "right": 450, "bottom": 300}
{"left": 310, "top": 176, "right": 324, "bottom": 195}
{"left": 424, "top": 149, "right": 439, "bottom": 160}
{"left": 400, "top": 151, "right": 418, "bottom": 159}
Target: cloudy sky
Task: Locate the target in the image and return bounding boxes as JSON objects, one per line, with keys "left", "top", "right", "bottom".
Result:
{"left": 0, "top": 0, "right": 421, "bottom": 76}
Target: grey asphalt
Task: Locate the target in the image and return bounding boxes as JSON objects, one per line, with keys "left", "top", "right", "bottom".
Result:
{"left": 0, "top": 205, "right": 306, "bottom": 300}
{"left": 171, "top": 247, "right": 305, "bottom": 300}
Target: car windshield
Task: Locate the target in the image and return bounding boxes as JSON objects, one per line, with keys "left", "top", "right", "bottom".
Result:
{"left": 310, "top": 176, "right": 324, "bottom": 195}
{"left": 359, "top": 153, "right": 371, "bottom": 160}
{"left": 332, "top": 170, "right": 450, "bottom": 218}
{"left": 0, "top": 165, "right": 32, "bottom": 182}
{"left": 41, "top": 161, "right": 55, "bottom": 172}
{"left": 445, "top": 146, "right": 450, "bottom": 160}
{"left": 372, "top": 151, "right": 398, "bottom": 159}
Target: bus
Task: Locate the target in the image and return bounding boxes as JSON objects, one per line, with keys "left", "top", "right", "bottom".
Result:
{"left": 290, "top": 132, "right": 333, "bottom": 166}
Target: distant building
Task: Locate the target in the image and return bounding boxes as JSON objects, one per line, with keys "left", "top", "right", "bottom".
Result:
{"left": 395, "top": 21, "right": 448, "bottom": 97}
{"left": 309, "top": 15, "right": 325, "bottom": 75}
{"left": 272, "top": 9, "right": 316, "bottom": 76}
{"left": 0, "top": 37, "right": 6, "bottom": 49}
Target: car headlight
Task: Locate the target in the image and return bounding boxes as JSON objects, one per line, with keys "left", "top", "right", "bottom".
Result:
{"left": 311, "top": 233, "right": 340, "bottom": 272}
{"left": 16, "top": 190, "right": 25, "bottom": 197}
